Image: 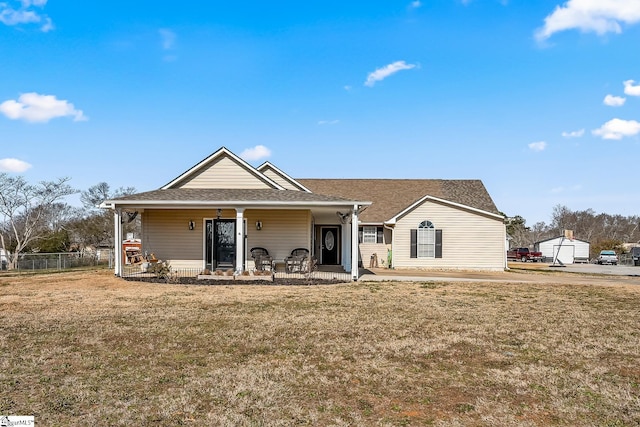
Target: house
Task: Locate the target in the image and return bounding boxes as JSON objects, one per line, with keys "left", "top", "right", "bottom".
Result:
{"left": 101, "top": 147, "right": 506, "bottom": 279}
{"left": 534, "top": 236, "right": 590, "bottom": 264}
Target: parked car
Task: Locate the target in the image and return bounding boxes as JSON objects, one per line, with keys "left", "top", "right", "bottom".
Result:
{"left": 596, "top": 250, "right": 618, "bottom": 265}
{"left": 507, "top": 247, "right": 544, "bottom": 262}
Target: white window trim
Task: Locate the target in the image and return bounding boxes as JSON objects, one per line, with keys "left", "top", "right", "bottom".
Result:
{"left": 417, "top": 221, "right": 435, "bottom": 259}
{"left": 362, "top": 226, "right": 377, "bottom": 244}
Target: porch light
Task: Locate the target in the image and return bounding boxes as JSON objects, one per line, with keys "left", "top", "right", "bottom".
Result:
{"left": 188, "top": 220, "right": 195, "bottom": 230}
{"left": 255, "top": 221, "right": 262, "bottom": 230}
{"left": 217, "top": 209, "right": 222, "bottom": 219}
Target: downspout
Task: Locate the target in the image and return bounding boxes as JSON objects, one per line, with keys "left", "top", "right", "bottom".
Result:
{"left": 383, "top": 222, "right": 395, "bottom": 269}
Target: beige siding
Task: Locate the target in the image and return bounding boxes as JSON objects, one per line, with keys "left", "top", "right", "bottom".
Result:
{"left": 245, "top": 209, "right": 312, "bottom": 265}
{"left": 141, "top": 208, "right": 311, "bottom": 270}
{"left": 360, "top": 243, "right": 391, "bottom": 268}
{"left": 142, "top": 209, "right": 210, "bottom": 270}
{"left": 177, "top": 156, "right": 273, "bottom": 189}
{"left": 393, "top": 199, "right": 505, "bottom": 271}
{"left": 261, "top": 168, "right": 302, "bottom": 191}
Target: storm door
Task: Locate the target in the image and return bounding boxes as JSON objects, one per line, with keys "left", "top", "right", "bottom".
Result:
{"left": 320, "top": 226, "right": 340, "bottom": 265}
{"left": 205, "top": 219, "right": 236, "bottom": 270}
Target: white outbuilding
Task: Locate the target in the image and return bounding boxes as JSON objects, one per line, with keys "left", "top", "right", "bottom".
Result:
{"left": 534, "top": 236, "right": 590, "bottom": 264}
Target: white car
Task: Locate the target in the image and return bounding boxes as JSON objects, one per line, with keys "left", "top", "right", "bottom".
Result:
{"left": 597, "top": 250, "right": 618, "bottom": 265}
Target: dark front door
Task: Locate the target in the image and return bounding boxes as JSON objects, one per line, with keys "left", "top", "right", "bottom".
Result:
{"left": 206, "top": 219, "right": 236, "bottom": 269}
{"left": 321, "top": 226, "right": 339, "bottom": 265}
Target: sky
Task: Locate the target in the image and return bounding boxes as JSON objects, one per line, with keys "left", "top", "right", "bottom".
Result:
{"left": 1, "top": 0, "right": 639, "bottom": 226}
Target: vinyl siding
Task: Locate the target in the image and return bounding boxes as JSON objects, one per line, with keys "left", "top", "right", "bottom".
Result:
{"left": 393, "top": 199, "right": 505, "bottom": 271}
{"left": 177, "top": 156, "right": 274, "bottom": 189}
{"left": 141, "top": 208, "right": 311, "bottom": 270}
{"left": 359, "top": 228, "right": 391, "bottom": 268}
{"left": 261, "top": 168, "right": 303, "bottom": 191}
{"left": 536, "top": 237, "right": 590, "bottom": 263}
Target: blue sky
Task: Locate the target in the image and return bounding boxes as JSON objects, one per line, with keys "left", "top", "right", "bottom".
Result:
{"left": 1, "top": 0, "right": 639, "bottom": 225}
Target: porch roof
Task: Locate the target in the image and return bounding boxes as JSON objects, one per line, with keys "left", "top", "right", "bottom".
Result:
{"left": 101, "top": 188, "right": 370, "bottom": 209}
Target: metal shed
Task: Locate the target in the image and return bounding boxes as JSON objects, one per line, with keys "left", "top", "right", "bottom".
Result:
{"left": 534, "top": 236, "right": 590, "bottom": 264}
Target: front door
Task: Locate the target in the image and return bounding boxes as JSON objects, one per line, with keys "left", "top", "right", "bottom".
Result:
{"left": 321, "top": 226, "right": 339, "bottom": 265}
{"left": 205, "top": 219, "right": 236, "bottom": 269}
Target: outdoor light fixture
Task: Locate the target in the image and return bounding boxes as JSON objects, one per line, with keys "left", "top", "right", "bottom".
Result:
{"left": 188, "top": 220, "right": 195, "bottom": 230}
{"left": 216, "top": 209, "right": 222, "bottom": 219}
{"left": 255, "top": 221, "right": 262, "bottom": 230}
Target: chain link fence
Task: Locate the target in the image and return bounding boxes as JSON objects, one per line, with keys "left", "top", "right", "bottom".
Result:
{"left": 1, "top": 250, "right": 113, "bottom": 273}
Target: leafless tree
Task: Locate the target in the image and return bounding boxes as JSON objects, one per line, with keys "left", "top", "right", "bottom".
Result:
{"left": 0, "top": 174, "right": 76, "bottom": 269}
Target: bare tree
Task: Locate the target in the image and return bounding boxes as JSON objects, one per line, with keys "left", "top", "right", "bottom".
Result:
{"left": 0, "top": 174, "right": 76, "bottom": 269}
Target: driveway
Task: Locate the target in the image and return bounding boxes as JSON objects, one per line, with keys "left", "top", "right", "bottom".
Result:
{"left": 360, "top": 263, "right": 640, "bottom": 286}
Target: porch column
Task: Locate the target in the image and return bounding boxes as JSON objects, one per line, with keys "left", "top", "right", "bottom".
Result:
{"left": 235, "top": 208, "right": 245, "bottom": 273}
{"left": 351, "top": 204, "right": 359, "bottom": 281}
{"left": 113, "top": 208, "right": 122, "bottom": 276}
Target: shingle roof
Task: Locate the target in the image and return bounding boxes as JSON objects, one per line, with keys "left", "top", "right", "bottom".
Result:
{"left": 297, "top": 179, "right": 500, "bottom": 223}
{"left": 109, "top": 188, "right": 365, "bottom": 205}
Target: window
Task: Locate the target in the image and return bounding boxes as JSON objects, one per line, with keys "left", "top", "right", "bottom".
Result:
{"left": 410, "top": 222, "right": 442, "bottom": 259}
{"left": 362, "top": 226, "right": 377, "bottom": 243}
{"left": 359, "top": 226, "right": 384, "bottom": 243}
{"left": 417, "top": 221, "right": 435, "bottom": 258}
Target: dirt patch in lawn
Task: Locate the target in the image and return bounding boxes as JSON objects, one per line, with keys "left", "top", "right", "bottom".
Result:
{"left": 1, "top": 269, "right": 639, "bottom": 426}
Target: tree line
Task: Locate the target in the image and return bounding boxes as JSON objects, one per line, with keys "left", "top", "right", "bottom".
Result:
{"left": 0, "top": 173, "right": 137, "bottom": 270}
{"left": 506, "top": 205, "right": 640, "bottom": 258}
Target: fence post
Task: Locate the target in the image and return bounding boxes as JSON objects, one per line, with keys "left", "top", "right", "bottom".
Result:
{"left": 58, "top": 253, "right": 61, "bottom": 270}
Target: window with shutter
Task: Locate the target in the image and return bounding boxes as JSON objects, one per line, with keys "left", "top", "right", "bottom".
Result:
{"left": 416, "top": 220, "right": 438, "bottom": 258}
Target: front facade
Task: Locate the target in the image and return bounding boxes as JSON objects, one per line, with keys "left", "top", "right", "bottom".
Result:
{"left": 102, "top": 147, "right": 506, "bottom": 278}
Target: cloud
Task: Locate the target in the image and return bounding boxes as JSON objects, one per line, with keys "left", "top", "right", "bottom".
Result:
{"left": 0, "top": 92, "right": 87, "bottom": 123}
{"left": 159, "top": 28, "right": 176, "bottom": 50}
{"left": 592, "top": 118, "right": 640, "bottom": 140}
{"left": 0, "top": 0, "right": 52, "bottom": 32}
{"left": 623, "top": 79, "right": 640, "bottom": 96}
{"left": 561, "top": 129, "right": 585, "bottom": 138}
{"left": 318, "top": 120, "right": 340, "bottom": 125}
{"left": 0, "top": 158, "right": 32, "bottom": 173}
{"left": 240, "top": 145, "right": 271, "bottom": 161}
{"left": 551, "top": 184, "right": 582, "bottom": 194}
{"left": 409, "top": 1, "right": 422, "bottom": 9}
{"left": 603, "top": 94, "right": 626, "bottom": 106}
{"left": 528, "top": 141, "right": 547, "bottom": 152}
{"left": 535, "top": 0, "right": 640, "bottom": 42}
{"left": 365, "top": 61, "right": 417, "bottom": 87}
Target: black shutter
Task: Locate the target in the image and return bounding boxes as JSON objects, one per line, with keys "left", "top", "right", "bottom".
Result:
{"left": 358, "top": 228, "right": 363, "bottom": 243}
{"left": 435, "top": 229, "right": 442, "bottom": 258}
{"left": 410, "top": 229, "right": 417, "bottom": 258}
{"left": 377, "top": 227, "right": 383, "bottom": 244}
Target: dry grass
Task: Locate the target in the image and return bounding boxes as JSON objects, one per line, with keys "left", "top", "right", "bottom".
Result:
{"left": 1, "top": 270, "right": 639, "bottom": 426}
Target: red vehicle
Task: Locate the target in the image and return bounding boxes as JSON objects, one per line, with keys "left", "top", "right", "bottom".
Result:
{"left": 507, "top": 247, "right": 544, "bottom": 262}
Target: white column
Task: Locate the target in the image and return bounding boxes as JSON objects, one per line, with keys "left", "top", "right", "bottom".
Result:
{"left": 235, "top": 208, "right": 245, "bottom": 273}
{"left": 113, "top": 208, "right": 122, "bottom": 276}
{"left": 351, "top": 204, "right": 359, "bottom": 281}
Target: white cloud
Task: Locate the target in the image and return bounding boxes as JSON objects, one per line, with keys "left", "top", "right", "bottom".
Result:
{"left": 365, "top": 61, "right": 417, "bottom": 87}
{"left": 0, "top": 92, "right": 87, "bottom": 123}
{"left": 603, "top": 94, "right": 626, "bottom": 106}
{"left": 551, "top": 184, "right": 582, "bottom": 194}
{"left": 159, "top": 28, "right": 176, "bottom": 50}
{"left": 592, "top": 118, "right": 640, "bottom": 139}
{"left": 0, "top": 158, "right": 32, "bottom": 173}
{"left": 528, "top": 141, "right": 547, "bottom": 151}
{"left": 240, "top": 145, "right": 271, "bottom": 161}
{"left": 318, "top": 120, "right": 339, "bottom": 125}
{"left": 623, "top": 79, "right": 640, "bottom": 96}
{"left": 535, "top": 0, "right": 640, "bottom": 42}
{"left": 561, "top": 129, "right": 585, "bottom": 138}
{"left": 0, "top": 0, "right": 52, "bottom": 32}
{"left": 409, "top": 1, "right": 422, "bottom": 9}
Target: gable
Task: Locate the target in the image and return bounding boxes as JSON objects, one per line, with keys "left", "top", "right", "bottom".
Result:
{"left": 163, "top": 147, "right": 282, "bottom": 190}
{"left": 257, "top": 162, "right": 311, "bottom": 192}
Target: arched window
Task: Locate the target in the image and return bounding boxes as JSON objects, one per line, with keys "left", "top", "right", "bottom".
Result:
{"left": 417, "top": 220, "right": 436, "bottom": 258}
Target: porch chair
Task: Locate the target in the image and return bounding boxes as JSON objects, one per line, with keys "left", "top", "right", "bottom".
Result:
{"left": 284, "top": 248, "right": 311, "bottom": 273}
{"left": 250, "top": 247, "right": 274, "bottom": 271}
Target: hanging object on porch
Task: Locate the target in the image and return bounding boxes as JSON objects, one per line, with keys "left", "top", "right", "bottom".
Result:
{"left": 336, "top": 211, "right": 350, "bottom": 224}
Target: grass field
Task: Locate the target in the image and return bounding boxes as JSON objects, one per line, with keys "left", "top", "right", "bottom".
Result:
{"left": 1, "top": 270, "right": 639, "bottom": 426}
